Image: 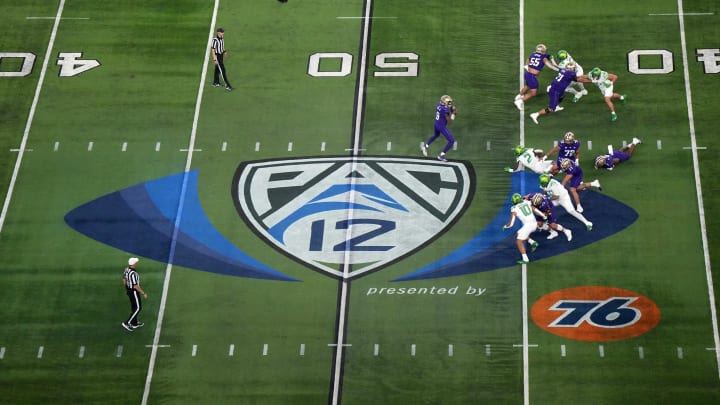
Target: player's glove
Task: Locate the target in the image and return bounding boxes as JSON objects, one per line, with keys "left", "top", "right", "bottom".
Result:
{"left": 503, "top": 167, "right": 514, "bottom": 173}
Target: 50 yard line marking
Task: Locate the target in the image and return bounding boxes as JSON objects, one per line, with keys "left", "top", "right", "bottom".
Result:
{"left": 0, "top": 0, "right": 65, "bottom": 234}
{"left": 141, "top": 0, "right": 221, "bottom": 404}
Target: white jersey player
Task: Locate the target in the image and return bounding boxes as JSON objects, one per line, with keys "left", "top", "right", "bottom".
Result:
{"left": 588, "top": 67, "right": 627, "bottom": 122}
{"left": 503, "top": 193, "right": 546, "bottom": 264}
{"left": 539, "top": 174, "right": 593, "bottom": 231}
{"left": 505, "top": 145, "right": 553, "bottom": 174}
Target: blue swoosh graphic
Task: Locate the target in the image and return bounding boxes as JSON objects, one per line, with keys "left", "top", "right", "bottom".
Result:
{"left": 64, "top": 171, "right": 297, "bottom": 281}
{"left": 394, "top": 171, "right": 638, "bottom": 281}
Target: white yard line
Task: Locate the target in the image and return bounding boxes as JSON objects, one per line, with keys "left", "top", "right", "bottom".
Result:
{"left": 517, "top": 1, "right": 530, "bottom": 404}
{"left": 676, "top": 0, "right": 720, "bottom": 381}
{"left": 0, "top": 0, "right": 65, "bottom": 234}
{"left": 140, "top": 0, "right": 220, "bottom": 403}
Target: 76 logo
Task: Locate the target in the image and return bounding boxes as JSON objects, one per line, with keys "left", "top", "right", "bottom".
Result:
{"left": 547, "top": 297, "right": 640, "bottom": 328}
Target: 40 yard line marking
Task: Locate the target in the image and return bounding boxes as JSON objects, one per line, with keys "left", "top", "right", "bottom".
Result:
{"left": 0, "top": 0, "right": 66, "bottom": 234}
{"left": 141, "top": 0, "right": 221, "bottom": 403}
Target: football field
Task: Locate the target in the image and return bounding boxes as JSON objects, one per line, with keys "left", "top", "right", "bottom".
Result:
{"left": 1, "top": 0, "right": 720, "bottom": 404}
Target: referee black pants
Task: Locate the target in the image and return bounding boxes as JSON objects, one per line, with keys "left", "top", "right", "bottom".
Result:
{"left": 126, "top": 289, "right": 142, "bottom": 326}
{"left": 214, "top": 54, "right": 231, "bottom": 87}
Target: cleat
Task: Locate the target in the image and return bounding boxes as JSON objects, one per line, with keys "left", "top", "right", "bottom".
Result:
{"left": 212, "top": 82, "right": 221, "bottom": 87}
{"left": 565, "top": 229, "right": 573, "bottom": 241}
{"left": 517, "top": 259, "right": 529, "bottom": 264}
{"left": 121, "top": 322, "right": 133, "bottom": 332}
{"left": 581, "top": 89, "right": 588, "bottom": 96}
{"left": 576, "top": 204, "right": 584, "bottom": 213}
{"left": 437, "top": 154, "right": 447, "bottom": 162}
{"left": 421, "top": 143, "right": 428, "bottom": 157}
{"left": 621, "top": 94, "right": 627, "bottom": 105}
{"left": 611, "top": 112, "right": 618, "bottom": 122}
{"left": 586, "top": 222, "right": 593, "bottom": 231}
{"left": 572, "top": 96, "right": 580, "bottom": 103}
{"left": 530, "top": 241, "right": 539, "bottom": 252}
{"left": 632, "top": 137, "right": 642, "bottom": 145}
{"left": 514, "top": 94, "right": 522, "bottom": 101}
{"left": 514, "top": 98, "right": 523, "bottom": 110}
{"left": 225, "top": 86, "right": 233, "bottom": 91}
{"left": 554, "top": 106, "right": 564, "bottom": 112}
{"left": 547, "top": 230, "right": 559, "bottom": 240}
{"left": 131, "top": 322, "right": 144, "bottom": 329}
{"left": 592, "top": 179, "right": 602, "bottom": 191}
{"left": 530, "top": 112, "right": 539, "bottom": 124}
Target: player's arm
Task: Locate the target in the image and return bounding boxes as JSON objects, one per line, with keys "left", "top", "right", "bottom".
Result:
{"left": 503, "top": 212, "right": 517, "bottom": 229}
{"left": 576, "top": 74, "right": 591, "bottom": 83}
{"left": 544, "top": 145, "right": 560, "bottom": 160}
{"left": 134, "top": 284, "right": 148, "bottom": 299}
{"left": 532, "top": 206, "right": 547, "bottom": 220}
{"left": 608, "top": 73, "right": 618, "bottom": 83}
{"left": 561, "top": 173, "right": 573, "bottom": 186}
{"left": 544, "top": 57, "right": 559, "bottom": 71}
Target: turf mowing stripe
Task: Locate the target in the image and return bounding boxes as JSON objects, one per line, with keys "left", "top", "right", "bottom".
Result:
{"left": 0, "top": 0, "right": 65, "bottom": 235}
{"left": 228, "top": 344, "right": 234, "bottom": 356}
{"left": 142, "top": 1, "right": 221, "bottom": 404}
{"left": 116, "top": 345, "right": 123, "bottom": 358}
{"left": 25, "top": 16, "right": 89, "bottom": 20}
{"left": 649, "top": 12, "right": 714, "bottom": 16}
{"left": 677, "top": 0, "right": 720, "bottom": 379}
{"left": 37, "top": 346, "right": 44, "bottom": 359}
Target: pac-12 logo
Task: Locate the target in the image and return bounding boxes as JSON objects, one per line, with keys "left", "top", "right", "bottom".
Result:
{"left": 531, "top": 286, "right": 661, "bottom": 341}
{"left": 232, "top": 157, "right": 475, "bottom": 280}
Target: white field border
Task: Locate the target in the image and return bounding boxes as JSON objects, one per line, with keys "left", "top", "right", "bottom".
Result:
{"left": 141, "top": 0, "right": 221, "bottom": 403}
{"left": 676, "top": 0, "right": 720, "bottom": 380}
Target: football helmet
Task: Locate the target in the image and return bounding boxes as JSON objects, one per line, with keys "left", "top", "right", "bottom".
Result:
{"left": 564, "top": 131, "right": 575, "bottom": 143}
{"left": 595, "top": 155, "right": 608, "bottom": 169}
{"left": 560, "top": 158, "right": 573, "bottom": 170}
{"left": 536, "top": 44, "right": 547, "bottom": 54}
{"left": 564, "top": 62, "right": 577, "bottom": 71}
{"left": 539, "top": 174, "right": 551, "bottom": 187}
{"left": 514, "top": 145, "right": 524, "bottom": 156}
{"left": 440, "top": 95, "right": 453, "bottom": 106}
{"left": 556, "top": 49, "right": 568, "bottom": 62}
{"left": 511, "top": 193, "right": 523, "bottom": 205}
{"left": 531, "top": 193, "right": 544, "bottom": 207}
{"left": 590, "top": 67, "right": 602, "bottom": 79}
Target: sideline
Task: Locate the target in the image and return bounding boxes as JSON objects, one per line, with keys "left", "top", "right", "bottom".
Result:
{"left": 140, "top": 0, "right": 221, "bottom": 403}
{"left": 0, "top": 0, "right": 66, "bottom": 234}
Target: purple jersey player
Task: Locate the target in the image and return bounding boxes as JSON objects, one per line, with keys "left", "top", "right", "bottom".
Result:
{"left": 529, "top": 63, "right": 593, "bottom": 124}
{"left": 526, "top": 192, "right": 573, "bottom": 241}
{"left": 559, "top": 158, "right": 602, "bottom": 214}
{"left": 514, "top": 44, "right": 558, "bottom": 110}
{"left": 421, "top": 95, "right": 457, "bottom": 162}
{"left": 595, "top": 137, "right": 643, "bottom": 170}
{"left": 545, "top": 131, "right": 581, "bottom": 174}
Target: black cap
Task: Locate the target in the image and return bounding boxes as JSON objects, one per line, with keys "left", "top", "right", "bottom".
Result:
{"left": 217, "top": 27, "right": 224, "bottom": 32}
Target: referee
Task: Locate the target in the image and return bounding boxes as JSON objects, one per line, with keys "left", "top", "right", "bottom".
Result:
{"left": 122, "top": 257, "right": 147, "bottom": 331}
{"left": 211, "top": 27, "right": 233, "bottom": 91}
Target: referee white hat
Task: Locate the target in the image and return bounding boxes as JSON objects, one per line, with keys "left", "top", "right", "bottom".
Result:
{"left": 128, "top": 257, "right": 139, "bottom": 266}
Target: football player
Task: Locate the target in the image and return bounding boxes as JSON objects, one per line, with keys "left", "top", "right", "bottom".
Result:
{"left": 529, "top": 62, "right": 592, "bottom": 125}
{"left": 544, "top": 131, "right": 581, "bottom": 174}
{"left": 559, "top": 158, "right": 602, "bottom": 213}
{"left": 421, "top": 95, "right": 458, "bottom": 162}
{"left": 554, "top": 50, "right": 588, "bottom": 102}
{"left": 594, "top": 137, "right": 642, "bottom": 170}
{"left": 539, "top": 174, "right": 593, "bottom": 231}
{"left": 504, "top": 145, "right": 554, "bottom": 174}
{"left": 526, "top": 192, "right": 573, "bottom": 241}
{"left": 587, "top": 67, "right": 627, "bottom": 122}
{"left": 514, "top": 44, "right": 559, "bottom": 110}
{"left": 503, "top": 193, "right": 544, "bottom": 264}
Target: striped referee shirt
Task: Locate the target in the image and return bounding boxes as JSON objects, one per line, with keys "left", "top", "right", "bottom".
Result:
{"left": 123, "top": 267, "right": 139, "bottom": 291}
{"left": 211, "top": 36, "right": 225, "bottom": 55}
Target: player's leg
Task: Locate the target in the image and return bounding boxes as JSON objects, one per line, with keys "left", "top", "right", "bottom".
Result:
{"left": 437, "top": 128, "right": 455, "bottom": 161}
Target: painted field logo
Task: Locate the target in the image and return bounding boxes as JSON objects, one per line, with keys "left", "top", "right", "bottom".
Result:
{"left": 531, "top": 286, "right": 661, "bottom": 342}
{"left": 233, "top": 157, "right": 474, "bottom": 280}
